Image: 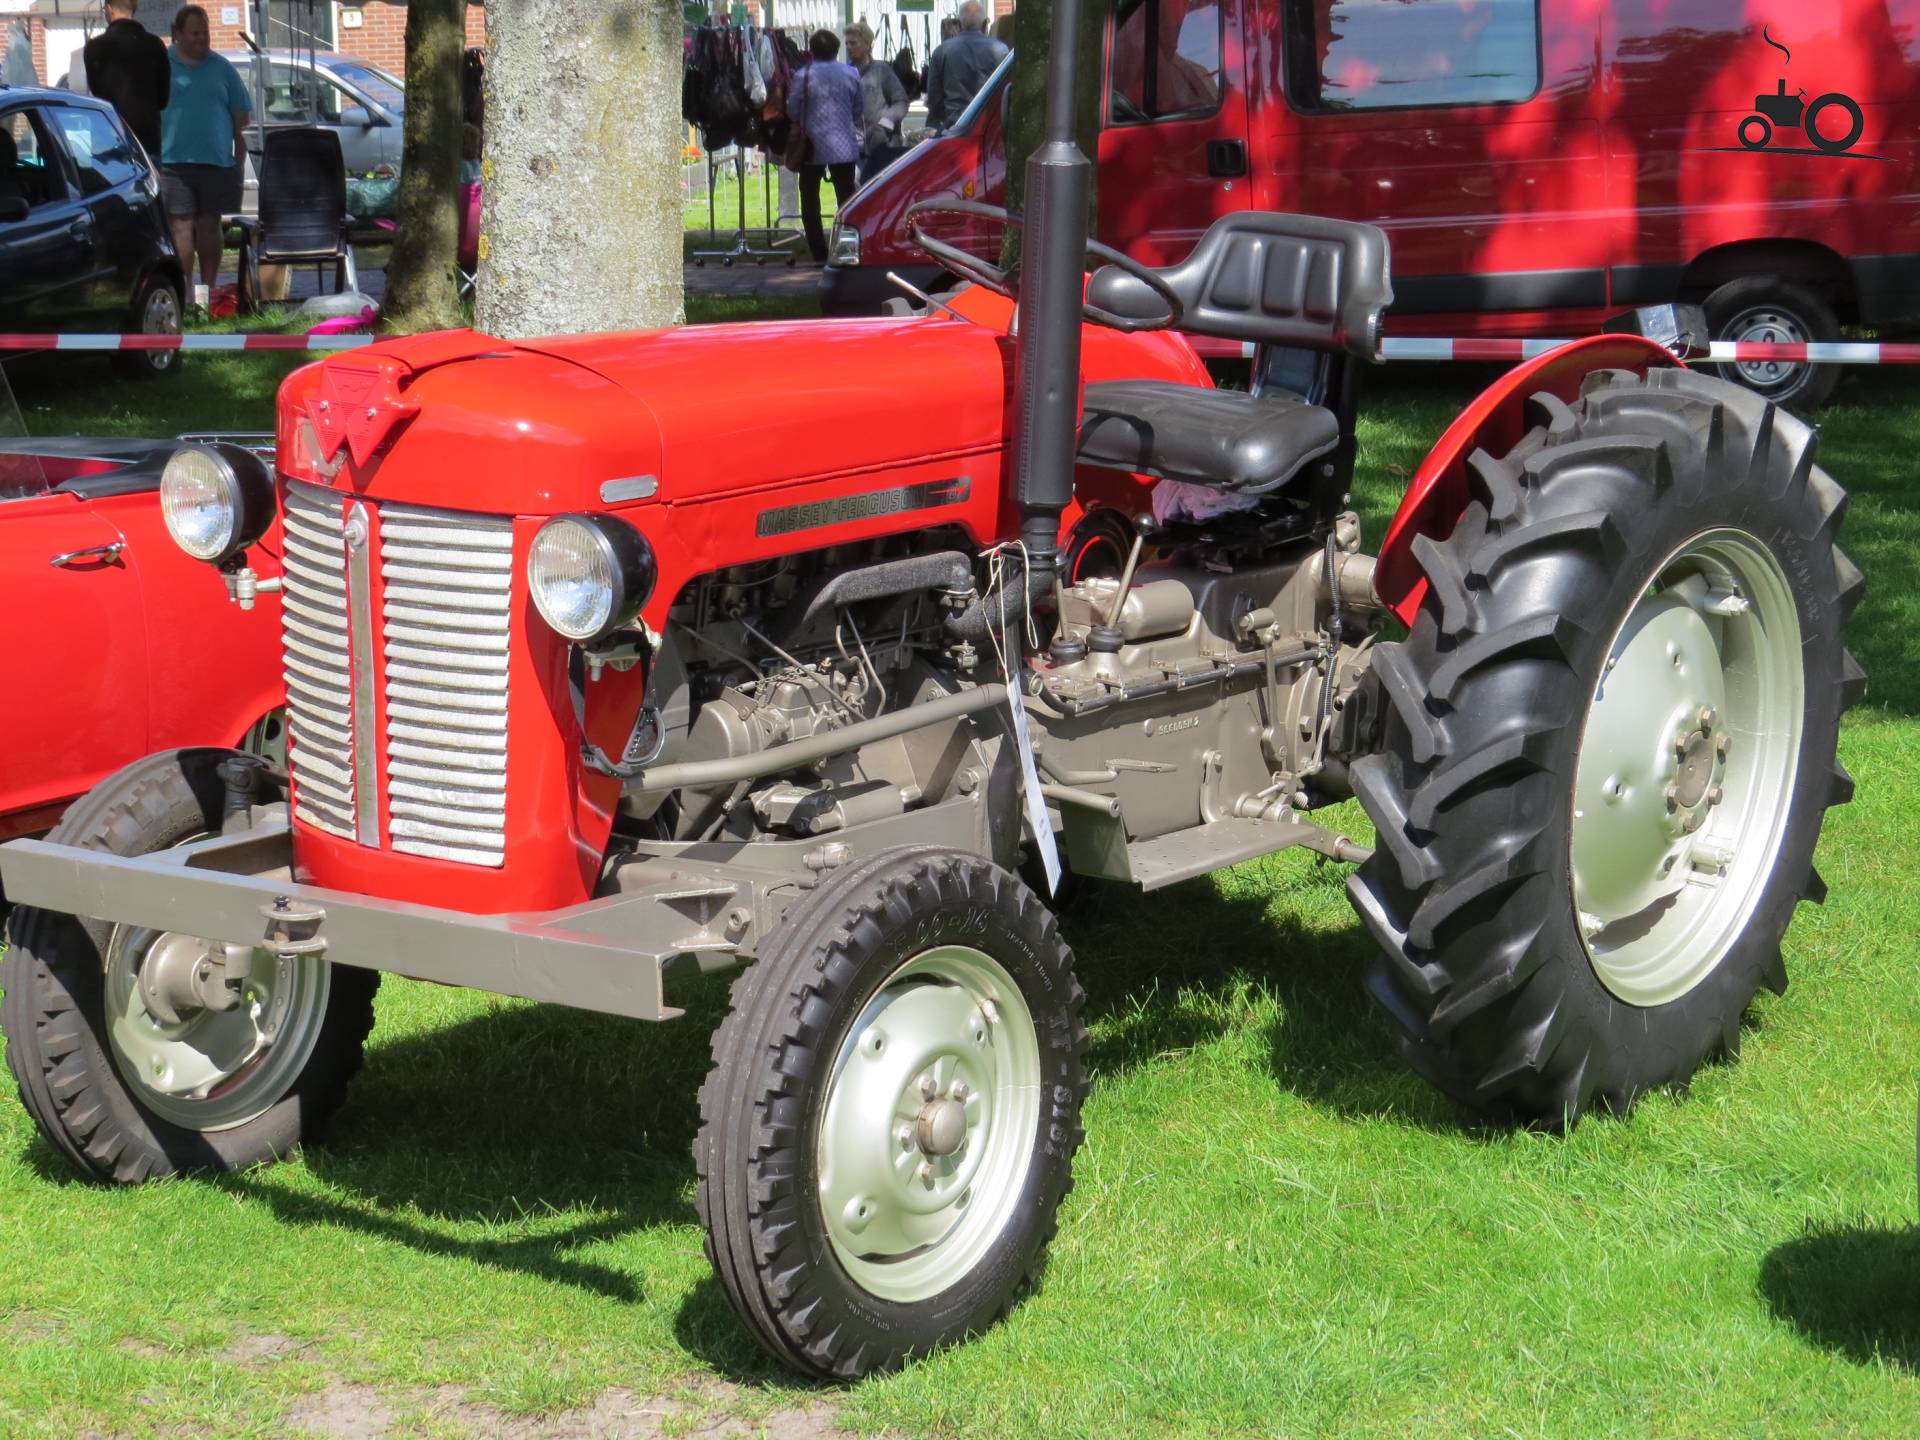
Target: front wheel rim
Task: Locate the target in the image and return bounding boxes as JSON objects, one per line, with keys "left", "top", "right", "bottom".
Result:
{"left": 1570, "top": 529, "right": 1805, "bottom": 1006}
{"left": 816, "top": 944, "right": 1042, "bottom": 1303}
{"left": 105, "top": 923, "right": 332, "bottom": 1131}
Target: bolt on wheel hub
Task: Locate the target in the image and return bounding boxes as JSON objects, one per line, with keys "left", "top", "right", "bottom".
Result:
{"left": 1570, "top": 530, "right": 1804, "bottom": 1006}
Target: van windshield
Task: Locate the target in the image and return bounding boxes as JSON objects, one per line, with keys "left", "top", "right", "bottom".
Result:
{"left": 947, "top": 50, "right": 1014, "bottom": 134}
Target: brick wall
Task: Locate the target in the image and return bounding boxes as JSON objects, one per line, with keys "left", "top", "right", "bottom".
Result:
{"left": 335, "top": 4, "right": 486, "bottom": 72}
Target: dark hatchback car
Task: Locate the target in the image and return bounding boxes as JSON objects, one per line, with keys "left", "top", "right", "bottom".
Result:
{"left": 0, "top": 85, "right": 183, "bottom": 379}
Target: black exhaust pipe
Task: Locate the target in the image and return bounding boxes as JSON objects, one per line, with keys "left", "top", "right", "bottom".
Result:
{"left": 1009, "top": 0, "right": 1091, "bottom": 578}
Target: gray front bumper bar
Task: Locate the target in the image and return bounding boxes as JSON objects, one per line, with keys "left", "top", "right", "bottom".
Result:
{"left": 0, "top": 822, "right": 780, "bottom": 1021}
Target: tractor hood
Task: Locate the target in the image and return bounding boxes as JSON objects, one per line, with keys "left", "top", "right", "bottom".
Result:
{"left": 276, "top": 316, "right": 1017, "bottom": 516}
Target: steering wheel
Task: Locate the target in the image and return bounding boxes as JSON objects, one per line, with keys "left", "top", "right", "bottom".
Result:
{"left": 905, "top": 198, "right": 1186, "bottom": 333}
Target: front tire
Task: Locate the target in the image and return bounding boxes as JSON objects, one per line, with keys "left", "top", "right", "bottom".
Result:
{"left": 1349, "top": 368, "right": 1862, "bottom": 1126}
{"left": 1, "top": 749, "right": 378, "bottom": 1183}
{"left": 696, "top": 848, "right": 1088, "bottom": 1378}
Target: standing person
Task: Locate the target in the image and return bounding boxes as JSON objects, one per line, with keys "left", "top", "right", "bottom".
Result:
{"left": 159, "top": 5, "right": 250, "bottom": 311}
{"left": 924, "top": 1, "right": 1005, "bottom": 132}
{"left": 788, "top": 29, "right": 862, "bottom": 264}
{"left": 82, "top": 1, "right": 170, "bottom": 160}
{"left": 843, "top": 20, "right": 908, "bottom": 184}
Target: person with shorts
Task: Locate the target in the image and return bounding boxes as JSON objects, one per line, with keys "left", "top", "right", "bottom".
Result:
{"left": 159, "top": 5, "right": 249, "bottom": 309}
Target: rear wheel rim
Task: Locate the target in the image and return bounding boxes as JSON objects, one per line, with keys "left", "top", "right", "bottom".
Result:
{"left": 1720, "top": 305, "right": 1810, "bottom": 397}
{"left": 142, "top": 285, "right": 180, "bottom": 373}
{"left": 105, "top": 916, "right": 331, "bottom": 1131}
{"left": 816, "top": 944, "right": 1041, "bottom": 1303}
{"left": 1570, "top": 529, "right": 1805, "bottom": 1006}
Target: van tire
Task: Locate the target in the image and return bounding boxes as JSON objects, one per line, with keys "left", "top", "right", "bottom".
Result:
{"left": 1703, "top": 276, "right": 1839, "bottom": 410}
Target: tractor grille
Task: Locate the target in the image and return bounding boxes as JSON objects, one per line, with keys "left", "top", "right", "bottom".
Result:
{"left": 379, "top": 504, "right": 513, "bottom": 866}
{"left": 278, "top": 480, "right": 512, "bottom": 866}
{"left": 281, "top": 481, "right": 358, "bottom": 839}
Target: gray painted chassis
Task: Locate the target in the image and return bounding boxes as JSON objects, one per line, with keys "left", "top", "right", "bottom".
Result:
{"left": 0, "top": 793, "right": 997, "bottom": 1023}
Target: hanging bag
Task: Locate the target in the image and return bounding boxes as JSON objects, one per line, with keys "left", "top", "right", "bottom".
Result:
{"left": 782, "top": 66, "right": 811, "bottom": 172}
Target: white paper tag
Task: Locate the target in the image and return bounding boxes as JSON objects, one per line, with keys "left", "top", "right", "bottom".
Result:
{"left": 1005, "top": 677, "right": 1061, "bottom": 895}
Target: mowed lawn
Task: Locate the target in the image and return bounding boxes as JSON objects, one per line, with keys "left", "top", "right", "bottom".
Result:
{"left": 1, "top": 340, "right": 1917, "bottom": 1439}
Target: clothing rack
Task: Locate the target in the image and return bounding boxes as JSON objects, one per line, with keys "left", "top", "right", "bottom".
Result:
{"left": 691, "top": 146, "right": 793, "bottom": 268}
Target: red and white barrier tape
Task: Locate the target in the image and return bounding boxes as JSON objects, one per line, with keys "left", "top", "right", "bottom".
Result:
{"left": 1374, "top": 338, "right": 1920, "bottom": 364}
{"left": 1, "top": 332, "right": 1914, "bottom": 363}
{"left": 0, "top": 332, "right": 375, "bottom": 351}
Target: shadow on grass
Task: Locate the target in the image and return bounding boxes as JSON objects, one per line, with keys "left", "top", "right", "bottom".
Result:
{"left": 1758, "top": 1219, "right": 1920, "bottom": 1371}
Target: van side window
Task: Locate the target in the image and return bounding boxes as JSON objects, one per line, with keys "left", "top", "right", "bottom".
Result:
{"left": 1283, "top": 0, "right": 1541, "bottom": 112}
{"left": 1109, "top": 0, "right": 1224, "bottom": 125}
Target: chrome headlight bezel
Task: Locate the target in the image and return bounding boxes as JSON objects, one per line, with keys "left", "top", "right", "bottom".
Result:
{"left": 828, "top": 223, "right": 861, "bottom": 268}
{"left": 527, "top": 514, "right": 657, "bottom": 644}
{"left": 159, "top": 442, "right": 275, "bottom": 564}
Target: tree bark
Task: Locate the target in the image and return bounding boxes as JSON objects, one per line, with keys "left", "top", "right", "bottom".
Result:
{"left": 380, "top": 0, "right": 467, "bottom": 335}
{"left": 1000, "top": 0, "right": 1108, "bottom": 269}
{"left": 476, "top": 0, "right": 684, "bottom": 339}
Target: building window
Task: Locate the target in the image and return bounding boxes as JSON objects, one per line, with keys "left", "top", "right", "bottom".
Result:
{"left": 261, "top": 0, "right": 337, "bottom": 52}
{"left": 1109, "top": 0, "right": 1224, "bottom": 125}
{"left": 1284, "top": 0, "right": 1540, "bottom": 113}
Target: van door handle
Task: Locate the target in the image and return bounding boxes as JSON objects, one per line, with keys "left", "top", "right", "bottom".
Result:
{"left": 1206, "top": 140, "right": 1248, "bottom": 178}
{"left": 50, "top": 541, "right": 125, "bottom": 567}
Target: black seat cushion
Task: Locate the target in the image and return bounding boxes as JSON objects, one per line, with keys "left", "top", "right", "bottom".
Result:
{"left": 1077, "top": 380, "right": 1341, "bottom": 493}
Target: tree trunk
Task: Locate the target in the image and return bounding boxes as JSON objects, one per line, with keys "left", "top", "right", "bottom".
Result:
{"left": 380, "top": 0, "right": 466, "bottom": 335}
{"left": 476, "top": 0, "right": 684, "bottom": 339}
{"left": 1000, "top": 0, "right": 1108, "bottom": 269}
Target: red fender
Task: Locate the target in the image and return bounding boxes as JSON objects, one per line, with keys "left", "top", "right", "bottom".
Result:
{"left": 1374, "top": 336, "right": 1683, "bottom": 628}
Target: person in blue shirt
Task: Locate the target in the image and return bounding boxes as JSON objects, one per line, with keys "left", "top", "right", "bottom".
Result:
{"left": 787, "top": 30, "right": 863, "bottom": 263}
{"left": 159, "top": 4, "right": 249, "bottom": 307}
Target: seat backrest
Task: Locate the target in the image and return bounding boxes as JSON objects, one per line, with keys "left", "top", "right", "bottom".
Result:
{"left": 1087, "top": 212, "right": 1393, "bottom": 360}
{"left": 259, "top": 125, "right": 346, "bottom": 257}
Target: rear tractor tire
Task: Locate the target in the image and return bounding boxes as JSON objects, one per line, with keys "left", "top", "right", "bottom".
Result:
{"left": 1350, "top": 367, "right": 1862, "bottom": 1127}
{"left": 1, "top": 748, "right": 378, "bottom": 1183}
{"left": 696, "top": 848, "right": 1088, "bottom": 1378}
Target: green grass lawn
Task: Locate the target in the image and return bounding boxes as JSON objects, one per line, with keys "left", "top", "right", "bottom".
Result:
{"left": 1, "top": 349, "right": 1917, "bottom": 1437}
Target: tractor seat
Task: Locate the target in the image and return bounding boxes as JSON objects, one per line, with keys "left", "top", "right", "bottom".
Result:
{"left": 1077, "top": 380, "right": 1341, "bottom": 493}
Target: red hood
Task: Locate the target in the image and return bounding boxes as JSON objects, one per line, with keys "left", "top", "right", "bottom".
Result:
{"left": 276, "top": 293, "right": 1208, "bottom": 516}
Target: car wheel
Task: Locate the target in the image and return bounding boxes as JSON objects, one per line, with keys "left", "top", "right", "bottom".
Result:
{"left": 114, "top": 279, "right": 183, "bottom": 381}
{"left": 1702, "top": 276, "right": 1840, "bottom": 411}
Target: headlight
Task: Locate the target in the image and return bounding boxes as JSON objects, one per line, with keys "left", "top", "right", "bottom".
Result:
{"left": 828, "top": 224, "right": 861, "bottom": 267}
{"left": 528, "top": 514, "right": 656, "bottom": 643}
{"left": 159, "top": 443, "right": 274, "bottom": 563}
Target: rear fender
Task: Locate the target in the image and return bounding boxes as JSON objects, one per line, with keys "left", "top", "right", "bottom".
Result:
{"left": 1374, "top": 335, "right": 1683, "bottom": 626}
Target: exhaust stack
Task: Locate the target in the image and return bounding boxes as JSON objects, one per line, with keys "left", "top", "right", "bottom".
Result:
{"left": 1008, "top": 0, "right": 1091, "bottom": 576}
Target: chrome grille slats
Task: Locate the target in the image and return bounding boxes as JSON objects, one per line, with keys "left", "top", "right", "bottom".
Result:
{"left": 280, "top": 481, "right": 356, "bottom": 839}
{"left": 378, "top": 501, "right": 512, "bottom": 867}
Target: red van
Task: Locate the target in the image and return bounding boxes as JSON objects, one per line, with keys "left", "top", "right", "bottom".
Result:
{"left": 828, "top": 0, "right": 1920, "bottom": 406}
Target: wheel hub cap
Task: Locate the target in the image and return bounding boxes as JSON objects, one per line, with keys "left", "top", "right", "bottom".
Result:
{"left": 1727, "top": 307, "right": 1807, "bottom": 389}
{"left": 1570, "top": 531, "right": 1804, "bottom": 1006}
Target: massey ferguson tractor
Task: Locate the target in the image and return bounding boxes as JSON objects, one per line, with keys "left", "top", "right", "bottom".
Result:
{"left": 0, "top": 0, "right": 1861, "bottom": 1381}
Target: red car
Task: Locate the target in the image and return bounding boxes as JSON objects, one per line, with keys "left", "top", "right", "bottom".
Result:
{"left": 830, "top": 0, "right": 1920, "bottom": 406}
{"left": 0, "top": 434, "right": 283, "bottom": 854}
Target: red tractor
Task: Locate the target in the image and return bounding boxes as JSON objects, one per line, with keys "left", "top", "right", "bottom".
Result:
{"left": 0, "top": 2, "right": 1862, "bottom": 1381}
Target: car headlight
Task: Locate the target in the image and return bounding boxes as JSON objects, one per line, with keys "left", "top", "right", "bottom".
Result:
{"left": 528, "top": 514, "right": 656, "bottom": 643}
{"left": 828, "top": 224, "right": 861, "bottom": 267}
{"left": 159, "top": 443, "right": 274, "bottom": 563}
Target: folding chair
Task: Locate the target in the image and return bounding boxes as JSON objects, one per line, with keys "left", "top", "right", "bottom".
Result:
{"left": 231, "top": 127, "right": 358, "bottom": 311}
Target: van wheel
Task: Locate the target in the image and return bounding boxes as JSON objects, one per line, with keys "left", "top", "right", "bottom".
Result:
{"left": 1703, "top": 276, "right": 1839, "bottom": 410}
{"left": 696, "top": 848, "right": 1088, "bottom": 1378}
{"left": 1349, "top": 368, "right": 1860, "bottom": 1127}
{"left": 1, "top": 749, "right": 378, "bottom": 1183}
{"left": 113, "top": 279, "right": 183, "bottom": 381}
